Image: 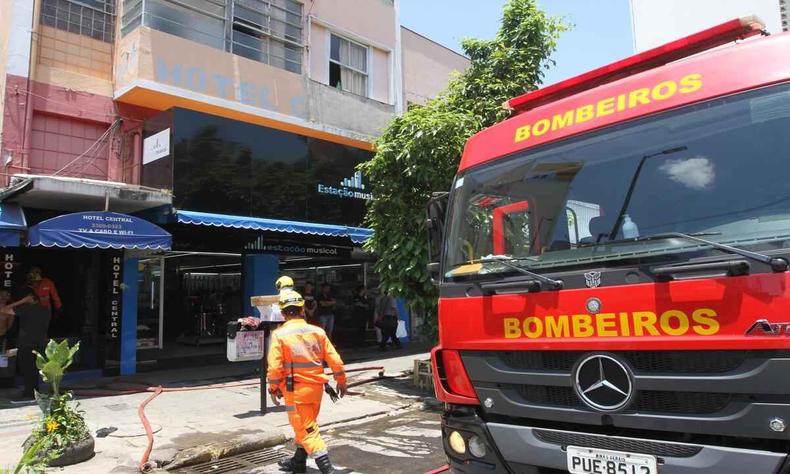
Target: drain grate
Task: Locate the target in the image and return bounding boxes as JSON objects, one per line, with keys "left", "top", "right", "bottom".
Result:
{"left": 173, "top": 447, "right": 288, "bottom": 473}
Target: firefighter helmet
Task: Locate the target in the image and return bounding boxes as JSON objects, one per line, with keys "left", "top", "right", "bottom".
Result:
{"left": 279, "top": 289, "right": 305, "bottom": 309}
{"left": 275, "top": 276, "right": 295, "bottom": 291}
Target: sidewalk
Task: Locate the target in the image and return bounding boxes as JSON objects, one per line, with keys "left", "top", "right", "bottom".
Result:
{"left": 0, "top": 345, "right": 432, "bottom": 473}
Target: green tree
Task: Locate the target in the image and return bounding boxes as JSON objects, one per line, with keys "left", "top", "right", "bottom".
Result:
{"left": 360, "top": 0, "right": 568, "bottom": 336}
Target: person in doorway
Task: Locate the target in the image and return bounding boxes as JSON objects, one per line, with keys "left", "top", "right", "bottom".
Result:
{"left": 14, "top": 289, "right": 51, "bottom": 400}
{"left": 352, "top": 286, "right": 371, "bottom": 348}
{"left": 0, "top": 290, "right": 14, "bottom": 354}
{"left": 268, "top": 289, "right": 347, "bottom": 474}
{"left": 375, "top": 291, "right": 401, "bottom": 351}
{"left": 316, "top": 283, "right": 336, "bottom": 339}
{"left": 302, "top": 281, "right": 317, "bottom": 324}
{"left": 26, "top": 266, "right": 62, "bottom": 316}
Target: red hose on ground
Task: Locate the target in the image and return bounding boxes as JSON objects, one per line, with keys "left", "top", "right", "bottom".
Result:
{"left": 137, "top": 386, "right": 163, "bottom": 472}
{"left": 73, "top": 366, "right": 385, "bottom": 398}
{"left": 424, "top": 465, "right": 450, "bottom": 474}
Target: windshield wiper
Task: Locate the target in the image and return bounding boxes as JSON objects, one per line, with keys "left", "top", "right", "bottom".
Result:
{"left": 624, "top": 232, "right": 788, "bottom": 272}
{"left": 608, "top": 146, "right": 688, "bottom": 241}
{"left": 477, "top": 256, "right": 564, "bottom": 290}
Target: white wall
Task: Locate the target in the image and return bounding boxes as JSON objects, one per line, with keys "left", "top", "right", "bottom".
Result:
{"left": 401, "top": 27, "right": 469, "bottom": 106}
{"left": 630, "top": 0, "right": 784, "bottom": 52}
{"left": 6, "top": 0, "right": 34, "bottom": 77}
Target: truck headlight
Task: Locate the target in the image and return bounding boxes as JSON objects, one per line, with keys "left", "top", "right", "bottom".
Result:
{"left": 448, "top": 431, "right": 466, "bottom": 454}
{"left": 468, "top": 435, "right": 487, "bottom": 458}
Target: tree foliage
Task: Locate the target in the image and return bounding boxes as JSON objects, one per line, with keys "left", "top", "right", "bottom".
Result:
{"left": 359, "top": 0, "right": 568, "bottom": 327}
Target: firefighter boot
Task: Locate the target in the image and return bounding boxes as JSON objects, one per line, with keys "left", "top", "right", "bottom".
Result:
{"left": 315, "top": 454, "right": 336, "bottom": 474}
{"left": 278, "top": 446, "right": 307, "bottom": 473}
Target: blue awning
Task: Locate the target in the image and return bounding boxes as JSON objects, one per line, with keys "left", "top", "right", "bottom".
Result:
{"left": 0, "top": 202, "right": 27, "bottom": 247}
{"left": 28, "top": 211, "right": 171, "bottom": 250}
{"left": 176, "top": 210, "right": 373, "bottom": 244}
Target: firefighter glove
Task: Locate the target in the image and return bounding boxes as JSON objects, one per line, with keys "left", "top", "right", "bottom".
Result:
{"left": 337, "top": 382, "right": 348, "bottom": 399}
{"left": 269, "top": 388, "right": 282, "bottom": 406}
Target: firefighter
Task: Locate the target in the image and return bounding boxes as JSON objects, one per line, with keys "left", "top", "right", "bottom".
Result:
{"left": 268, "top": 289, "right": 348, "bottom": 474}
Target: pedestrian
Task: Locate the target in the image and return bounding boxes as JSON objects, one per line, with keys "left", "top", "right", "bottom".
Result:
{"left": 302, "top": 281, "right": 317, "bottom": 324}
{"left": 352, "top": 286, "right": 371, "bottom": 347}
{"left": 26, "top": 266, "right": 62, "bottom": 316}
{"left": 267, "top": 289, "right": 347, "bottom": 474}
{"left": 375, "top": 291, "right": 401, "bottom": 351}
{"left": 14, "top": 288, "right": 50, "bottom": 400}
{"left": 316, "top": 283, "right": 336, "bottom": 339}
{"left": 0, "top": 290, "right": 14, "bottom": 356}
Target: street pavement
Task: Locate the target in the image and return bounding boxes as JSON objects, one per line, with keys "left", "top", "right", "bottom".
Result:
{"left": 250, "top": 404, "right": 446, "bottom": 474}
{"left": 0, "top": 345, "right": 439, "bottom": 473}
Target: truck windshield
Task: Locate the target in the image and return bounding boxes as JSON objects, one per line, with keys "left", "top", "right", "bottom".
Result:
{"left": 445, "top": 83, "right": 790, "bottom": 279}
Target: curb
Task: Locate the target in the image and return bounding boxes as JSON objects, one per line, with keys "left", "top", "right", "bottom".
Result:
{"left": 164, "top": 428, "right": 289, "bottom": 470}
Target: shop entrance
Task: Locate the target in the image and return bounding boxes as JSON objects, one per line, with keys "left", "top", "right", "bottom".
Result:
{"left": 137, "top": 248, "right": 379, "bottom": 371}
{"left": 7, "top": 247, "right": 118, "bottom": 372}
{"left": 137, "top": 252, "right": 242, "bottom": 370}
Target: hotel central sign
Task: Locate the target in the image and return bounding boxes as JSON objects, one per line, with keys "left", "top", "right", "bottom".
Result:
{"left": 115, "top": 28, "right": 308, "bottom": 119}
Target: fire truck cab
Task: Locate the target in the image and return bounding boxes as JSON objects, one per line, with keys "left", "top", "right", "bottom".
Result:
{"left": 429, "top": 17, "right": 790, "bottom": 474}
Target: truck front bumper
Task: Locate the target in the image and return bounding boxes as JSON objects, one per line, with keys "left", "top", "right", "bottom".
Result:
{"left": 443, "top": 411, "right": 789, "bottom": 474}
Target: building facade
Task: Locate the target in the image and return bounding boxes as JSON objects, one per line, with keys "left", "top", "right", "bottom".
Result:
{"left": 629, "top": 0, "right": 788, "bottom": 53}
{"left": 0, "top": 0, "right": 468, "bottom": 377}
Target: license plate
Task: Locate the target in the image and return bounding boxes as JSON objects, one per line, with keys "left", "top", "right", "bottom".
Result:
{"left": 567, "top": 446, "right": 658, "bottom": 474}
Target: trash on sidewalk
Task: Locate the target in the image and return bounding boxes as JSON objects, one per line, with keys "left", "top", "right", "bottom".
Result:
{"left": 95, "top": 426, "right": 118, "bottom": 438}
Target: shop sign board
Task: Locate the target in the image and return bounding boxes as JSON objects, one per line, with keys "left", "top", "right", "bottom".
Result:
{"left": 227, "top": 330, "right": 265, "bottom": 362}
{"left": 27, "top": 212, "right": 172, "bottom": 250}
{"left": 0, "top": 250, "right": 19, "bottom": 290}
{"left": 143, "top": 129, "right": 170, "bottom": 164}
{"left": 108, "top": 253, "right": 123, "bottom": 340}
{"left": 245, "top": 239, "right": 353, "bottom": 258}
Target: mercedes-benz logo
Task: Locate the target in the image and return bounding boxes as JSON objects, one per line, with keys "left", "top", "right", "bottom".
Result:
{"left": 573, "top": 354, "right": 634, "bottom": 412}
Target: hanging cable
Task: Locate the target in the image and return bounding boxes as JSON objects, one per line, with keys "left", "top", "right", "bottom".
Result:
{"left": 51, "top": 119, "right": 121, "bottom": 176}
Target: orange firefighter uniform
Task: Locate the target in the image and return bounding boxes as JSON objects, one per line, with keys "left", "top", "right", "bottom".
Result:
{"left": 267, "top": 315, "right": 346, "bottom": 458}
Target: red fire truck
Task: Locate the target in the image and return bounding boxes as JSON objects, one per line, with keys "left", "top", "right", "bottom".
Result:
{"left": 427, "top": 17, "right": 790, "bottom": 474}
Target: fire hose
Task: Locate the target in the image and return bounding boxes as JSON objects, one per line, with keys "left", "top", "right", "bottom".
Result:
{"left": 423, "top": 466, "right": 450, "bottom": 474}
{"left": 68, "top": 366, "right": 389, "bottom": 472}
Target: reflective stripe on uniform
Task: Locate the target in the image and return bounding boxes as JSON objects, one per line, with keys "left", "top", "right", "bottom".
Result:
{"left": 289, "top": 340, "right": 321, "bottom": 359}
{"left": 276, "top": 326, "right": 322, "bottom": 337}
{"left": 268, "top": 378, "right": 281, "bottom": 385}
{"left": 311, "top": 448, "right": 328, "bottom": 458}
{"left": 286, "top": 360, "right": 323, "bottom": 369}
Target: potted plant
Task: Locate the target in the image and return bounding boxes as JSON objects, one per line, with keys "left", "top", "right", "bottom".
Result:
{"left": 22, "top": 340, "right": 94, "bottom": 467}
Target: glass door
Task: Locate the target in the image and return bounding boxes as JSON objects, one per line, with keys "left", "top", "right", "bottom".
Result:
{"left": 137, "top": 257, "right": 164, "bottom": 349}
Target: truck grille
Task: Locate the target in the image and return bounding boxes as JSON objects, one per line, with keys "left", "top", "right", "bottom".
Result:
{"left": 636, "top": 390, "right": 731, "bottom": 414}
{"left": 533, "top": 429, "right": 703, "bottom": 458}
{"left": 517, "top": 385, "right": 730, "bottom": 414}
{"left": 462, "top": 350, "right": 790, "bottom": 439}
{"left": 500, "top": 350, "right": 751, "bottom": 374}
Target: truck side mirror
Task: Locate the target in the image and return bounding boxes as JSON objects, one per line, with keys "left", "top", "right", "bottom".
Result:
{"left": 426, "top": 192, "right": 449, "bottom": 282}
